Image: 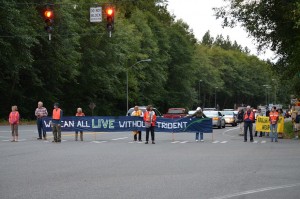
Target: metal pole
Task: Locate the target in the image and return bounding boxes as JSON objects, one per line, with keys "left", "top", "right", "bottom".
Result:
{"left": 215, "top": 88, "right": 216, "bottom": 108}
{"left": 126, "top": 69, "right": 128, "bottom": 113}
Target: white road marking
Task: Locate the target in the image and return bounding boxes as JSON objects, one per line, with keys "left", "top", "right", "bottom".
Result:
{"left": 171, "top": 141, "right": 180, "bottom": 144}
{"left": 2, "top": 140, "right": 10, "bottom": 142}
{"left": 91, "top": 141, "right": 107, "bottom": 144}
{"left": 212, "top": 141, "right": 220, "bottom": 144}
{"left": 222, "top": 127, "right": 239, "bottom": 138}
{"left": 253, "top": 141, "right": 258, "bottom": 144}
{"left": 261, "top": 140, "right": 266, "bottom": 143}
{"left": 209, "top": 183, "right": 300, "bottom": 199}
{"left": 220, "top": 141, "right": 228, "bottom": 144}
{"left": 111, "top": 137, "right": 128, "bottom": 141}
{"left": 180, "top": 141, "right": 188, "bottom": 144}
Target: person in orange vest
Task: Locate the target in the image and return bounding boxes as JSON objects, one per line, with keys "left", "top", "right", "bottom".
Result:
{"left": 131, "top": 106, "right": 144, "bottom": 142}
{"left": 143, "top": 105, "right": 157, "bottom": 144}
{"left": 75, "top": 107, "right": 85, "bottom": 141}
{"left": 9, "top": 105, "right": 20, "bottom": 142}
{"left": 269, "top": 106, "right": 279, "bottom": 142}
{"left": 51, "top": 103, "right": 63, "bottom": 143}
{"left": 243, "top": 106, "right": 255, "bottom": 142}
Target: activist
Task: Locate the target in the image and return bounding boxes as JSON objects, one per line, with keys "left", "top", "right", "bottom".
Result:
{"left": 51, "top": 103, "right": 63, "bottom": 143}
{"left": 190, "top": 107, "right": 207, "bottom": 142}
{"left": 9, "top": 105, "right": 20, "bottom": 142}
{"left": 237, "top": 108, "right": 244, "bottom": 136}
{"left": 269, "top": 106, "right": 279, "bottom": 142}
{"left": 294, "top": 110, "right": 300, "bottom": 140}
{"left": 243, "top": 106, "right": 255, "bottom": 142}
{"left": 131, "top": 106, "right": 144, "bottom": 142}
{"left": 144, "top": 105, "right": 157, "bottom": 144}
{"left": 254, "top": 108, "right": 263, "bottom": 137}
{"left": 35, "top": 101, "right": 48, "bottom": 140}
{"left": 75, "top": 107, "right": 85, "bottom": 141}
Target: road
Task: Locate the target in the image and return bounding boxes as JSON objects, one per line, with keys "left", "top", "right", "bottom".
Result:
{"left": 1, "top": 124, "right": 300, "bottom": 199}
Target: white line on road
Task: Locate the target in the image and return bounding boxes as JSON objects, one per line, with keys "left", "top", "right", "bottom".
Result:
{"left": 91, "top": 141, "right": 107, "bottom": 144}
{"left": 209, "top": 183, "right": 300, "bottom": 199}
{"left": 111, "top": 137, "right": 128, "bottom": 141}
{"left": 222, "top": 127, "right": 239, "bottom": 138}
{"left": 261, "top": 141, "right": 266, "bottom": 143}
{"left": 171, "top": 141, "right": 180, "bottom": 144}
{"left": 253, "top": 141, "right": 258, "bottom": 144}
{"left": 212, "top": 141, "right": 220, "bottom": 144}
{"left": 220, "top": 141, "right": 228, "bottom": 144}
{"left": 180, "top": 141, "right": 188, "bottom": 144}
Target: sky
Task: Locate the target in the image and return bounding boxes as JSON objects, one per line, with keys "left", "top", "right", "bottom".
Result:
{"left": 167, "top": 0, "right": 275, "bottom": 61}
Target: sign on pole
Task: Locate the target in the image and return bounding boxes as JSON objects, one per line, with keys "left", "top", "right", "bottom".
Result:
{"left": 90, "top": 7, "right": 102, "bottom": 22}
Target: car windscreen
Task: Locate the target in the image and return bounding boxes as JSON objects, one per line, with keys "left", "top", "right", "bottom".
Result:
{"left": 167, "top": 109, "right": 185, "bottom": 114}
{"left": 221, "top": 111, "right": 233, "bottom": 115}
{"left": 203, "top": 111, "right": 218, "bottom": 117}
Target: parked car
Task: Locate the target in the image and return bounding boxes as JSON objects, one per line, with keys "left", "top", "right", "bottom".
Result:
{"left": 126, "top": 106, "right": 162, "bottom": 117}
{"left": 203, "top": 111, "right": 225, "bottom": 129}
{"left": 220, "top": 111, "right": 238, "bottom": 126}
{"left": 163, "top": 108, "right": 188, "bottom": 118}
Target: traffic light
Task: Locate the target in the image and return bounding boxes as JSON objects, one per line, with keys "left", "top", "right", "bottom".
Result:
{"left": 105, "top": 7, "right": 114, "bottom": 31}
{"left": 44, "top": 9, "right": 54, "bottom": 33}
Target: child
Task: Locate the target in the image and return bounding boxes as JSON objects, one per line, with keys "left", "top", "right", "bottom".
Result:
{"left": 9, "top": 105, "right": 20, "bottom": 142}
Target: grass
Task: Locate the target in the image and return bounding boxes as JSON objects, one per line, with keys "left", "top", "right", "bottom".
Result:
{"left": 283, "top": 121, "right": 295, "bottom": 139}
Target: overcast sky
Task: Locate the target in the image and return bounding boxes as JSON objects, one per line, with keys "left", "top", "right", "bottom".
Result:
{"left": 167, "top": 0, "right": 275, "bottom": 61}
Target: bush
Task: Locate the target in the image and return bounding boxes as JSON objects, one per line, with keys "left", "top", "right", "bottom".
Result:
{"left": 283, "top": 121, "right": 294, "bottom": 139}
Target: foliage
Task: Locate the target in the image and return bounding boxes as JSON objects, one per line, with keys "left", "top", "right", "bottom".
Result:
{"left": 0, "top": 0, "right": 274, "bottom": 119}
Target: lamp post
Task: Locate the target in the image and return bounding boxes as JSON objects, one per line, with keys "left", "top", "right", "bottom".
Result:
{"left": 215, "top": 87, "right": 218, "bottom": 109}
{"left": 198, "top": 80, "right": 202, "bottom": 106}
{"left": 126, "top": 59, "right": 151, "bottom": 112}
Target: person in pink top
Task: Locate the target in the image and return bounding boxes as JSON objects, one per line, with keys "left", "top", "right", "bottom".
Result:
{"left": 9, "top": 105, "right": 20, "bottom": 142}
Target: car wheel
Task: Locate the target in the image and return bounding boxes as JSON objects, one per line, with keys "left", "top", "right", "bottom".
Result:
{"left": 218, "top": 122, "right": 221, "bottom": 129}
{"left": 222, "top": 121, "right": 226, "bottom": 128}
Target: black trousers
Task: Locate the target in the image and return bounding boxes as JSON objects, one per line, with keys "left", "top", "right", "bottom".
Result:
{"left": 134, "top": 131, "right": 142, "bottom": 141}
{"left": 244, "top": 121, "right": 253, "bottom": 141}
{"left": 146, "top": 126, "right": 155, "bottom": 141}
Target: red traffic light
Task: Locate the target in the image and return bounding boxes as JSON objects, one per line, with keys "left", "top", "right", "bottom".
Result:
{"left": 44, "top": 10, "right": 53, "bottom": 19}
{"left": 106, "top": 8, "right": 114, "bottom": 16}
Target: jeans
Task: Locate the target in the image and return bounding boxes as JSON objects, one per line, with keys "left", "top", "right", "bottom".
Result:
{"left": 270, "top": 123, "right": 278, "bottom": 142}
{"left": 195, "top": 132, "right": 203, "bottom": 140}
{"left": 37, "top": 118, "right": 46, "bottom": 138}
{"left": 146, "top": 126, "right": 155, "bottom": 141}
{"left": 244, "top": 122, "right": 253, "bottom": 141}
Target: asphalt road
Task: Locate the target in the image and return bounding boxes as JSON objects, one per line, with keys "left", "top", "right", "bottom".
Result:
{"left": 1, "top": 124, "right": 300, "bottom": 199}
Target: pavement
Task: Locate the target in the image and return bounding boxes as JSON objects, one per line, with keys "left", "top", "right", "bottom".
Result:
{"left": 1, "top": 125, "right": 300, "bottom": 199}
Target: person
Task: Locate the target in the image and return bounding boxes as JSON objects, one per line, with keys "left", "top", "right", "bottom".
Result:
{"left": 269, "top": 106, "right": 279, "bottom": 142}
{"left": 243, "top": 106, "right": 255, "bottom": 142}
{"left": 254, "top": 108, "right": 263, "bottom": 137}
{"left": 143, "top": 105, "right": 157, "bottom": 144}
{"left": 265, "top": 107, "right": 270, "bottom": 137}
{"left": 51, "top": 103, "right": 63, "bottom": 143}
{"left": 131, "top": 106, "right": 144, "bottom": 142}
{"left": 190, "top": 107, "right": 207, "bottom": 142}
{"left": 237, "top": 108, "right": 244, "bottom": 136}
{"left": 9, "top": 105, "right": 20, "bottom": 142}
{"left": 35, "top": 101, "right": 48, "bottom": 140}
{"left": 294, "top": 110, "right": 300, "bottom": 140}
{"left": 75, "top": 107, "right": 85, "bottom": 141}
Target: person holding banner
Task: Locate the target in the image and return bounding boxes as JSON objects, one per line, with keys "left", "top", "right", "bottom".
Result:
{"left": 75, "top": 107, "right": 85, "bottom": 141}
{"left": 51, "top": 103, "right": 63, "bottom": 143}
{"left": 294, "top": 110, "right": 300, "bottom": 140}
{"left": 35, "top": 101, "right": 48, "bottom": 140}
{"left": 255, "top": 108, "right": 263, "bottom": 137}
{"left": 144, "top": 105, "right": 157, "bottom": 144}
{"left": 269, "top": 106, "right": 279, "bottom": 142}
{"left": 243, "top": 106, "right": 255, "bottom": 142}
{"left": 131, "top": 106, "right": 144, "bottom": 142}
{"left": 190, "top": 107, "right": 207, "bottom": 142}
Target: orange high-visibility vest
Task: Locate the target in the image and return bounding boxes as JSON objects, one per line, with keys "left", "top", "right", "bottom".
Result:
{"left": 269, "top": 111, "right": 279, "bottom": 123}
{"left": 144, "top": 111, "right": 157, "bottom": 126}
{"left": 9, "top": 111, "right": 19, "bottom": 124}
{"left": 52, "top": 108, "right": 61, "bottom": 120}
{"left": 76, "top": 112, "right": 85, "bottom": 117}
{"left": 244, "top": 111, "right": 254, "bottom": 121}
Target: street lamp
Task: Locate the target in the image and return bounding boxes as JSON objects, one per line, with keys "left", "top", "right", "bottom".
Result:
{"left": 126, "top": 59, "right": 151, "bottom": 112}
{"left": 198, "top": 80, "right": 202, "bottom": 106}
{"left": 215, "top": 87, "right": 218, "bottom": 109}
